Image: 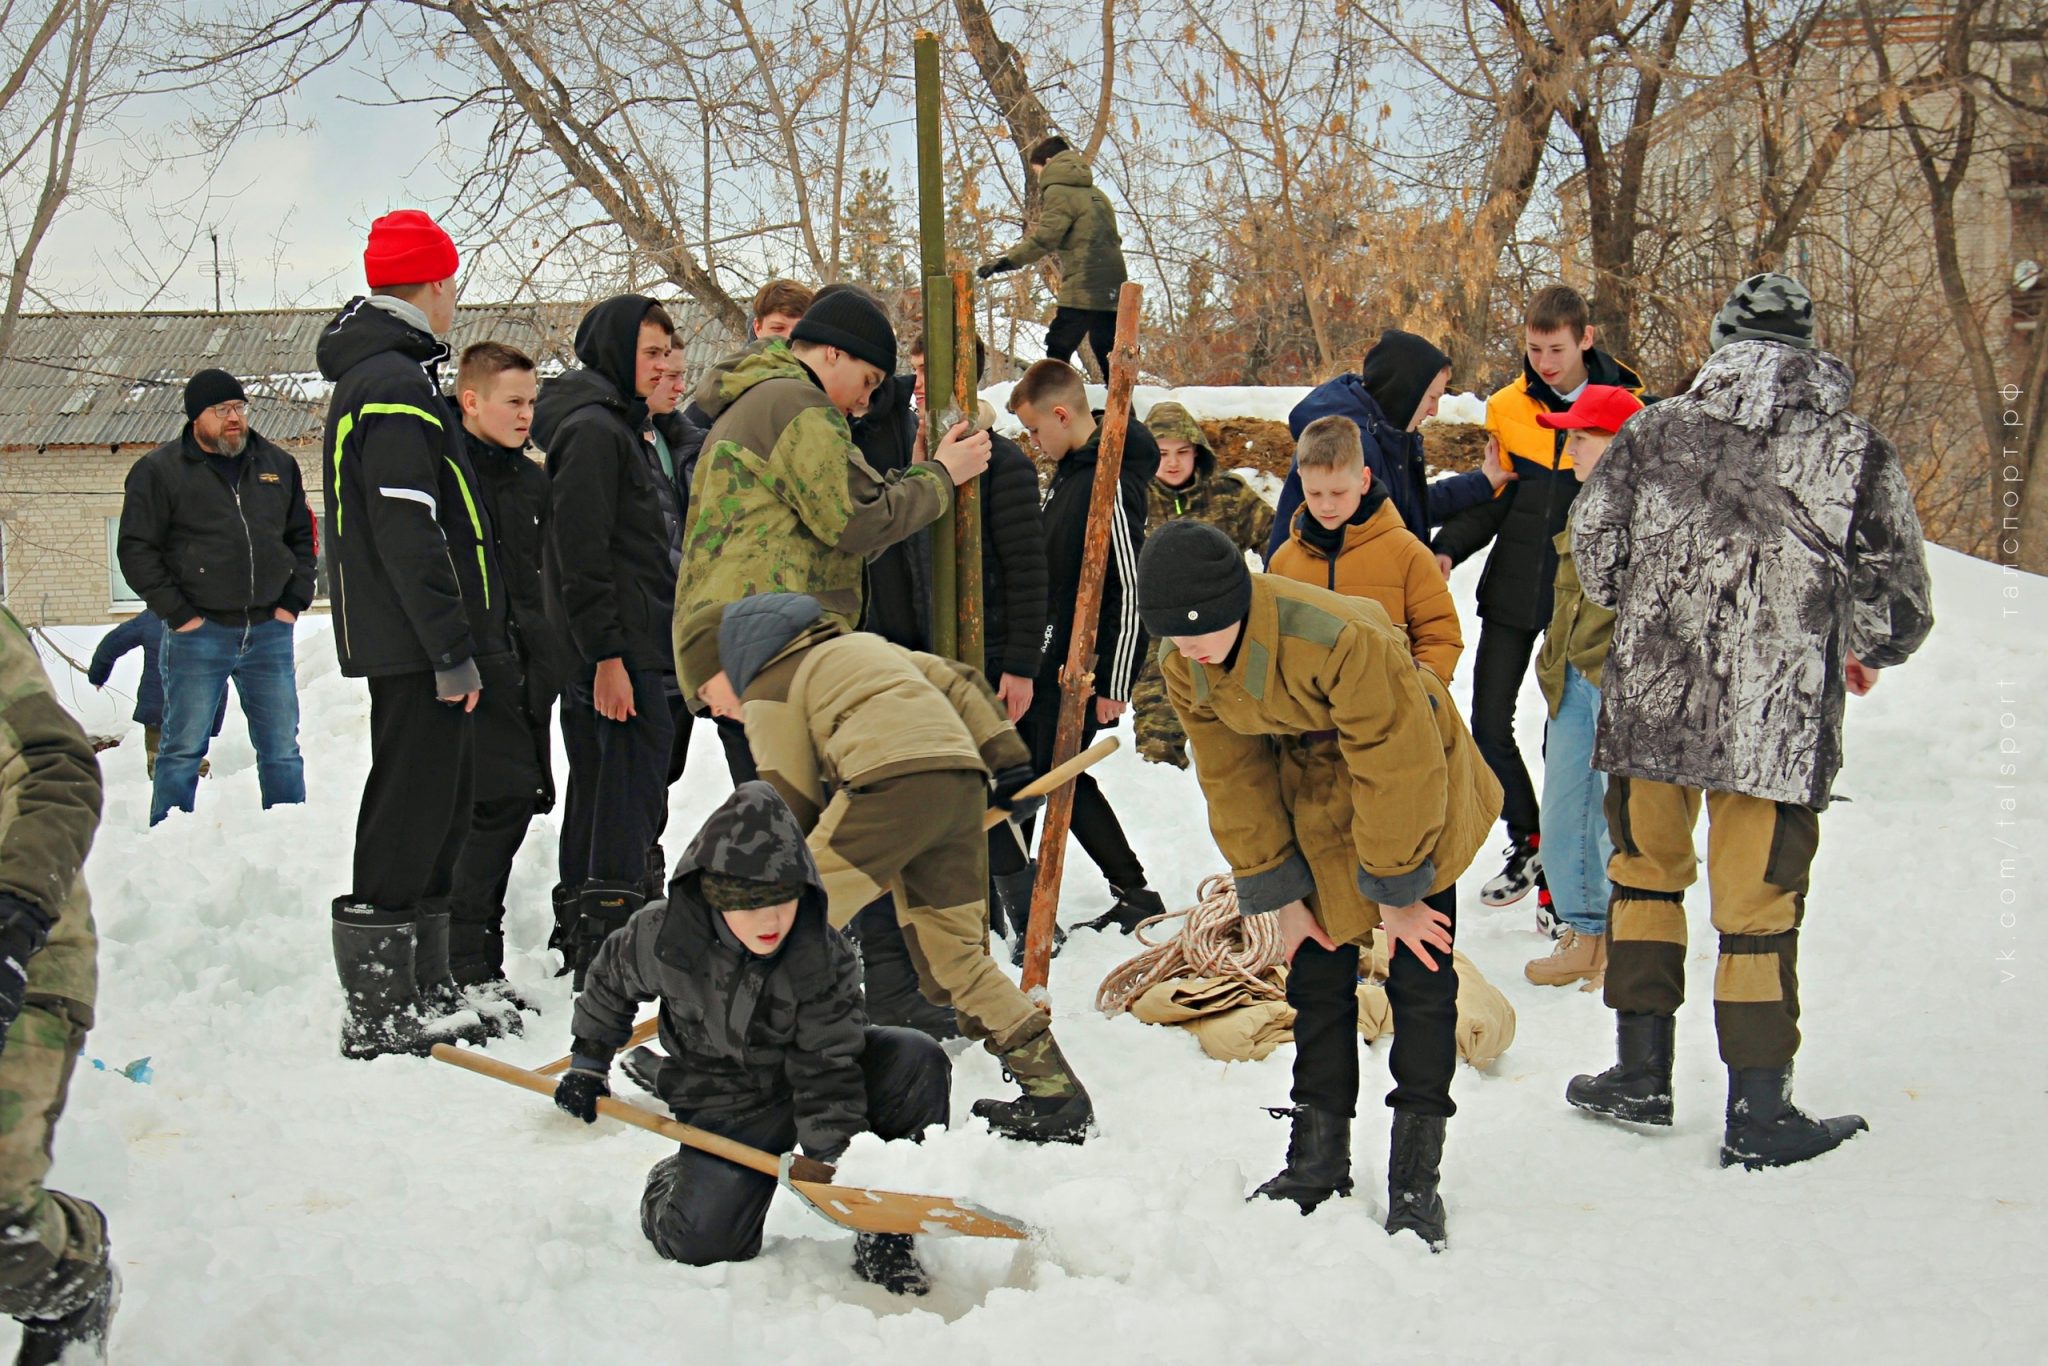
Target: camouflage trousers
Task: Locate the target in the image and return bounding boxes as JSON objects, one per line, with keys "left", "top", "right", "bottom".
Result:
{"left": 1130, "top": 657, "right": 1189, "bottom": 769}
{"left": 0, "top": 996, "right": 109, "bottom": 1322}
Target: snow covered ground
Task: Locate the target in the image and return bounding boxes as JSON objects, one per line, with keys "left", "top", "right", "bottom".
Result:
{"left": 25, "top": 543, "right": 2046, "bottom": 1364}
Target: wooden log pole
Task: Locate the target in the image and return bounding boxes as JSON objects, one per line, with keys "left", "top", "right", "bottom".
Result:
{"left": 1021, "top": 281, "right": 1143, "bottom": 993}
{"left": 952, "top": 268, "right": 984, "bottom": 666}
{"left": 913, "top": 32, "right": 960, "bottom": 660}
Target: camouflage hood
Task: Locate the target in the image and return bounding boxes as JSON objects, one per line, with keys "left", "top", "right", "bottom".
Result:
{"left": 691, "top": 340, "right": 805, "bottom": 425}
{"left": 1145, "top": 400, "right": 1216, "bottom": 479}
{"left": 671, "top": 779, "right": 825, "bottom": 902}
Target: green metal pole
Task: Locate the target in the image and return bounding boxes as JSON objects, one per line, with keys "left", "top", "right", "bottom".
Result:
{"left": 914, "top": 31, "right": 959, "bottom": 660}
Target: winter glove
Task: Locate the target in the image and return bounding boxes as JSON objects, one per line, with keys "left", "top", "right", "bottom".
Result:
{"left": 553, "top": 1065, "right": 611, "bottom": 1125}
{"left": 990, "top": 765, "right": 1043, "bottom": 825}
{"left": 0, "top": 895, "right": 52, "bottom": 1058}
{"left": 976, "top": 260, "right": 1009, "bottom": 280}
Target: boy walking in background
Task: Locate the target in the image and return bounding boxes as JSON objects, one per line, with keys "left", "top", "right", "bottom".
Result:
{"left": 1129, "top": 400, "right": 1271, "bottom": 769}
{"left": 1431, "top": 286, "right": 1643, "bottom": 915}
{"left": 977, "top": 136, "right": 1129, "bottom": 378}
{"left": 1267, "top": 415, "right": 1462, "bottom": 684}
{"left": 1521, "top": 386, "right": 1643, "bottom": 990}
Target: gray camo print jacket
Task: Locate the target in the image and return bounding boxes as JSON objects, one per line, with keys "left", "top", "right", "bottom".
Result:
{"left": 1571, "top": 340, "right": 1933, "bottom": 809}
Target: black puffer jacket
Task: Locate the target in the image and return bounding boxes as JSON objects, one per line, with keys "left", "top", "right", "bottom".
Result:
{"left": 535, "top": 295, "right": 684, "bottom": 680}
{"left": 464, "top": 424, "right": 562, "bottom": 810}
{"left": 116, "top": 428, "right": 317, "bottom": 628}
{"left": 570, "top": 781, "right": 868, "bottom": 1155}
{"left": 981, "top": 427, "right": 1047, "bottom": 681}
{"left": 1040, "top": 415, "right": 1157, "bottom": 700}
{"left": 317, "top": 298, "right": 508, "bottom": 680}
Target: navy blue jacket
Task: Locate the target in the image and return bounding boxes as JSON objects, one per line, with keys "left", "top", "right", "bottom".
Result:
{"left": 88, "top": 613, "right": 226, "bottom": 735}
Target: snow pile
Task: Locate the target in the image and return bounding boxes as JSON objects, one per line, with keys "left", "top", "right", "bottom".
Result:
{"left": 29, "top": 544, "right": 2045, "bottom": 1362}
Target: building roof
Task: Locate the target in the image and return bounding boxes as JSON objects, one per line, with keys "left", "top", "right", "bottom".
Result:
{"left": 0, "top": 300, "right": 740, "bottom": 452}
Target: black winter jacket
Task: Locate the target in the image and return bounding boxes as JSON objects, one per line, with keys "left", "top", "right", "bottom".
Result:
{"left": 981, "top": 428, "right": 1048, "bottom": 680}
{"left": 535, "top": 295, "right": 684, "bottom": 681}
{"left": 1431, "top": 348, "right": 1644, "bottom": 631}
{"left": 852, "top": 373, "right": 933, "bottom": 652}
{"left": 1040, "top": 416, "right": 1157, "bottom": 701}
{"left": 464, "top": 425, "right": 563, "bottom": 810}
{"left": 317, "top": 298, "right": 508, "bottom": 681}
{"left": 570, "top": 781, "right": 868, "bottom": 1156}
{"left": 117, "top": 428, "right": 317, "bottom": 628}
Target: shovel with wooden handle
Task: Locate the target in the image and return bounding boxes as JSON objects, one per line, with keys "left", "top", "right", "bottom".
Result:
{"left": 434, "top": 1044, "right": 1030, "bottom": 1241}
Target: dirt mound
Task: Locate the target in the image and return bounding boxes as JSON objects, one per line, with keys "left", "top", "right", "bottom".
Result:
{"left": 1198, "top": 417, "right": 1488, "bottom": 480}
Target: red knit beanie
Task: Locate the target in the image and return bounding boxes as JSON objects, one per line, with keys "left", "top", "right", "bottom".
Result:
{"left": 363, "top": 210, "right": 460, "bottom": 289}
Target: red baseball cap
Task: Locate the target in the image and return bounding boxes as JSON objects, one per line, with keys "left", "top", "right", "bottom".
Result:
{"left": 363, "top": 209, "right": 460, "bottom": 289}
{"left": 1535, "top": 384, "right": 1643, "bottom": 433}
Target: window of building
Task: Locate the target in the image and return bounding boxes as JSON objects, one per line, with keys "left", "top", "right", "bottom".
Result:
{"left": 106, "top": 518, "right": 143, "bottom": 609}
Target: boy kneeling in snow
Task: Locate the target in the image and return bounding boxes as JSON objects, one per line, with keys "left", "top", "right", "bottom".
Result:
{"left": 552, "top": 781, "right": 948, "bottom": 1295}
{"left": 677, "top": 593, "right": 1097, "bottom": 1145}
{"left": 1137, "top": 522, "right": 1501, "bottom": 1249}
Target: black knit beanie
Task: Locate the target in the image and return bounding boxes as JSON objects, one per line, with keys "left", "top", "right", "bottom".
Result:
{"left": 1137, "top": 521, "right": 1253, "bottom": 637}
{"left": 184, "top": 368, "right": 246, "bottom": 421}
{"left": 792, "top": 286, "right": 896, "bottom": 374}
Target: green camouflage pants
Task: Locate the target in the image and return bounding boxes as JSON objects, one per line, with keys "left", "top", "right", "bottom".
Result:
{"left": 1131, "top": 656, "right": 1189, "bottom": 769}
{"left": 0, "top": 995, "right": 107, "bottom": 1320}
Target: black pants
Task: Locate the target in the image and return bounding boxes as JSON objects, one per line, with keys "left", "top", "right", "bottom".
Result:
{"left": 558, "top": 668, "right": 677, "bottom": 887}
{"left": 1044, "top": 306, "right": 1119, "bottom": 379}
{"left": 1470, "top": 620, "right": 1543, "bottom": 841}
{"left": 446, "top": 794, "right": 538, "bottom": 978}
{"left": 1288, "top": 887, "right": 1460, "bottom": 1120}
{"left": 997, "top": 691, "right": 1146, "bottom": 892}
{"left": 715, "top": 715, "right": 758, "bottom": 786}
{"left": 638, "top": 1027, "right": 950, "bottom": 1265}
{"left": 354, "top": 672, "right": 473, "bottom": 910}
{"left": 649, "top": 699, "right": 692, "bottom": 853}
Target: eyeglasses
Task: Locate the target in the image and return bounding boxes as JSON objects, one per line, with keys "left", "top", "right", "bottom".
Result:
{"left": 206, "top": 402, "right": 249, "bottom": 419}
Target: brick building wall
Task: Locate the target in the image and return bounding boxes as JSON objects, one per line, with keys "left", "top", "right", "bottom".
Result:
{"left": 0, "top": 443, "right": 328, "bottom": 627}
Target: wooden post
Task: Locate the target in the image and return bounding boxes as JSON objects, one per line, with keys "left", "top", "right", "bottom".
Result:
{"left": 1021, "top": 281, "right": 1143, "bottom": 992}
{"left": 952, "top": 268, "right": 984, "bottom": 666}
{"left": 913, "top": 32, "right": 960, "bottom": 660}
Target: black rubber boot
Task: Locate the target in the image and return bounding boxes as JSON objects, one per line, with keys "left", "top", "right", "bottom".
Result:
{"left": 853, "top": 906, "right": 960, "bottom": 1042}
{"left": 1566, "top": 1012, "right": 1675, "bottom": 1125}
{"left": 1720, "top": 1065, "right": 1868, "bottom": 1170}
{"left": 334, "top": 901, "right": 435, "bottom": 1060}
{"left": 416, "top": 907, "right": 514, "bottom": 1039}
{"left": 992, "top": 865, "right": 1062, "bottom": 967}
{"left": 548, "top": 883, "right": 579, "bottom": 978}
{"left": 13, "top": 1264, "right": 118, "bottom": 1366}
{"left": 971, "top": 1030, "right": 1094, "bottom": 1144}
{"left": 853, "top": 1232, "right": 931, "bottom": 1296}
{"left": 1081, "top": 885, "right": 1165, "bottom": 935}
{"left": 572, "top": 882, "right": 644, "bottom": 992}
{"left": 1385, "top": 1110, "right": 1448, "bottom": 1251}
{"left": 1250, "top": 1106, "right": 1354, "bottom": 1214}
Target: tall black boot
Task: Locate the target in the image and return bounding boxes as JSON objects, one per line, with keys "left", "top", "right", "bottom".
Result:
{"left": 1720, "top": 1064, "right": 1868, "bottom": 1170}
{"left": 13, "top": 1264, "right": 118, "bottom": 1366}
{"left": 853, "top": 1232, "right": 930, "bottom": 1296}
{"left": 1250, "top": 1105, "right": 1353, "bottom": 1214}
{"left": 548, "top": 883, "right": 578, "bottom": 978}
{"left": 1385, "top": 1110, "right": 1448, "bottom": 1251}
{"left": 572, "top": 882, "right": 644, "bottom": 992}
{"left": 334, "top": 901, "right": 435, "bottom": 1059}
{"left": 415, "top": 907, "right": 513, "bottom": 1040}
{"left": 852, "top": 903, "right": 960, "bottom": 1042}
{"left": 992, "top": 865, "right": 1061, "bottom": 967}
{"left": 971, "top": 1028, "right": 1093, "bottom": 1144}
{"left": 1566, "top": 1012, "right": 1675, "bottom": 1125}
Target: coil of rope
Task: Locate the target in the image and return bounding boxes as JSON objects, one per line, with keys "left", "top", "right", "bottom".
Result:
{"left": 1094, "top": 872, "right": 1288, "bottom": 1016}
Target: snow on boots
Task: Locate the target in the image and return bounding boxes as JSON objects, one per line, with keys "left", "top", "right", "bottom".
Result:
{"left": 1720, "top": 1065, "right": 1868, "bottom": 1170}
{"left": 1566, "top": 1011, "right": 1675, "bottom": 1125}
{"left": 1385, "top": 1111, "right": 1448, "bottom": 1251}
{"left": 12, "top": 1265, "right": 118, "bottom": 1366}
{"left": 332, "top": 900, "right": 489, "bottom": 1060}
{"left": 1251, "top": 1106, "right": 1354, "bottom": 1214}
{"left": 971, "top": 1028, "right": 1094, "bottom": 1144}
{"left": 571, "top": 882, "right": 643, "bottom": 992}
{"left": 416, "top": 905, "right": 519, "bottom": 1039}
{"left": 853, "top": 1232, "right": 930, "bottom": 1297}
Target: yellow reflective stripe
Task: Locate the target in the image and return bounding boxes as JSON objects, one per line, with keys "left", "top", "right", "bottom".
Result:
{"left": 331, "top": 403, "right": 444, "bottom": 538}
{"left": 443, "top": 458, "right": 490, "bottom": 611}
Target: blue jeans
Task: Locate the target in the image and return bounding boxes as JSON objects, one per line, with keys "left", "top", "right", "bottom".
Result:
{"left": 1540, "top": 665, "right": 1613, "bottom": 934}
{"left": 151, "top": 617, "right": 305, "bottom": 825}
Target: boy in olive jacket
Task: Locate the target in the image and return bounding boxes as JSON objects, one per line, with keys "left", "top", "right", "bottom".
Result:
{"left": 1137, "top": 522, "right": 1501, "bottom": 1249}
{"left": 677, "top": 593, "right": 1096, "bottom": 1146}
{"left": 977, "top": 135, "right": 1129, "bottom": 377}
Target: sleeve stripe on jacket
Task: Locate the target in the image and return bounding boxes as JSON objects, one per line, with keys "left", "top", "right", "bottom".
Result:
{"left": 379, "top": 486, "right": 437, "bottom": 515}
{"left": 1108, "top": 491, "right": 1141, "bottom": 698}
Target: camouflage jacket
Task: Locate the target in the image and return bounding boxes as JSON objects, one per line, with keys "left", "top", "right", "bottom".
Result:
{"left": 0, "top": 609, "right": 101, "bottom": 1016}
{"left": 570, "top": 781, "right": 868, "bottom": 1155}
{"left": 1143, "top": 401, "right": 1272, "bottom": 560}
{"left": 674, "top": 344, "right": 950, "bottom": 694}
{"left": 998, "top": 151, "right": 1129, "bottom": 312}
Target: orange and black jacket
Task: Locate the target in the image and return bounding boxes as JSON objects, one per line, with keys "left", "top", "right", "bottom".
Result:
{"left": 1430, "top": 348, "right": 1643, "bottom": 631}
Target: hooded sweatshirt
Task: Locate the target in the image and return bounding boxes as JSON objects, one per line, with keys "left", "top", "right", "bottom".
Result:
{"left": 673, "top": 343, "right": 950, "bottom": 696}
{"left": 1143, "top": 401, "right": 1273, "bottom": 559}
{"left": 996, "top": 150, "right": 1129, "bottom": 312}
{"left": 569, "top": 780, "right": 868, "bottom": 1155}
{"left": 534, "top": 294, "right": 684, "bottom": 681}
{"left": 1268, "top": 329, "right": 1494, "bottom": 560}
{"left": 317, "top": 297, "right": 507, "bottom": 686}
